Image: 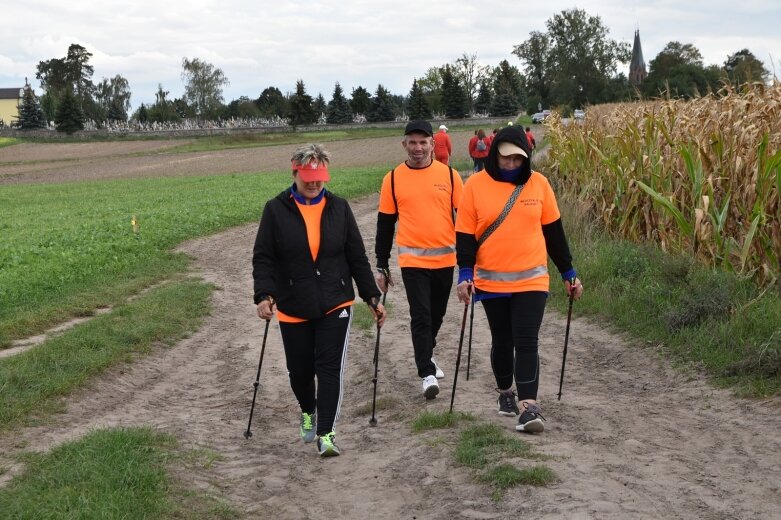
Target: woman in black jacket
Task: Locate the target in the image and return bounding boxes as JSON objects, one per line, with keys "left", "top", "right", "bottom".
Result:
{"left": 253, "top": 144, "right": 385, "bottom": 457}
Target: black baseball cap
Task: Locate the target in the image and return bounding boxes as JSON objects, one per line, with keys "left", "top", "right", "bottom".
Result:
{"left": 404, "top": 120, "right": 433, "bottom": 136}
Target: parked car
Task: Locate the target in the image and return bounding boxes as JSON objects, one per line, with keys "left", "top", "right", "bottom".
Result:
{"left": 531, "top": 109, "right": 551, "bottom": 124}
{"left": 573, "top": 109, "right": 586, "bottom": 120}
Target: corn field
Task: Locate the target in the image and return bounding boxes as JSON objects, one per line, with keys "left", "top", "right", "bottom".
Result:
{"left": 547, "top": 82, "right": 781, "bottom": 285}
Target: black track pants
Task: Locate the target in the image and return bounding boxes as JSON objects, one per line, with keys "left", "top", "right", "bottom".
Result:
{"left": 278, "top": 307, "right": 352, "bottom": 435}
{"left": 400, "top": 266, "right": 454, "bottom": 378}
{"left": 481, "top": 292, "right": 547, "bottom": 401}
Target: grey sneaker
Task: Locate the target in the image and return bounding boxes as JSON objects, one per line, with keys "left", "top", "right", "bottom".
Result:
{"left": 431, "top": 357, "right": 445, "bottom": 379}
{"left": 422, "top": 375, "right": 440, "bottom": 399}
{"left": 496, "top": 389, "right": 520, "bottom": 416}
{"left": 516, "top": 402, "right": 545, "bottom": 433}
{"left": 300, "top": 411, "right": 316, "bottom": 443}
{"left": 317, "top": 431, "right": 341, "bottom": 457}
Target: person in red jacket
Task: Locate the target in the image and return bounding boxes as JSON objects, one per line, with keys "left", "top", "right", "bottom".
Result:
{"left": 525, "top": 126, "right": 536, "bottom": 159}
{"left": 468, "top": 130, "right": 478, "bottom": 172}
{"left": 468, "top": 129, "right": 490, "bottom": 173}
{"left": 433, "top": 124, "right": 452, "bottom": 164}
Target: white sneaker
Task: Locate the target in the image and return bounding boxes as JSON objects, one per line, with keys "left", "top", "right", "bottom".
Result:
{"left": 431, "top": 357, "right": 445, "bottom": 379}
{"left": 422, "top": 375, "right": 440, "bottom": 400}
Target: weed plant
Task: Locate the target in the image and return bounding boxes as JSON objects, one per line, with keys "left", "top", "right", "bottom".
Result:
{"left": 548, "top": 197, "right": 781, "bottom": 397}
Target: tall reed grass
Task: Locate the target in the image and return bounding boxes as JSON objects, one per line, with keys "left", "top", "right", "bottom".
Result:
{"left": 547, "top": 82, "right": 781, "bottom": 286}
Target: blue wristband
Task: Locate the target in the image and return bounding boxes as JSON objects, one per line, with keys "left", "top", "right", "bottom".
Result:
{"left": 458, "top": 267, "right": 474, "bottom": 285}
{"left": 561, "top": 268, "right": 577, "bottom": 282}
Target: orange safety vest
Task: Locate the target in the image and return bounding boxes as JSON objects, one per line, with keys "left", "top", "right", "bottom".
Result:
{"left": 378, "top": 161, "right": 463, "bottom": 268}
{"left": 455, "top": 170, "right": 560, "bottom": 292}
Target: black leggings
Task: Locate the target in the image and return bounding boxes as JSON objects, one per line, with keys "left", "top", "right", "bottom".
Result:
{"left": 401, "top": 267, "right": 454, "bottom": 378}
{"left": 278, "top": 307, "right": 352, "bottom": 435}
{"left": 481, "top": 292, "right": 547, "bottom": 401}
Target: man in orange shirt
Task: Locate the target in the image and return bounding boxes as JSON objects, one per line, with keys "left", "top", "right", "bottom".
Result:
{"left": 433, "top": 124, "right": 453, "bottom": 164}
{"left": 375, "top": 120, "right": 463, "bottom": 399}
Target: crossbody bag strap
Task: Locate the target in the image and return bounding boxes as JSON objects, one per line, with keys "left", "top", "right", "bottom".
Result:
{"left": 476, "top": 182, "right": 525, "bottom": 248}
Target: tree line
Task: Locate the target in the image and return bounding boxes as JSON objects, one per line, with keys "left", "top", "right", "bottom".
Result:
{"left": 12, "top": 8, "right": 772, "bottom": 133}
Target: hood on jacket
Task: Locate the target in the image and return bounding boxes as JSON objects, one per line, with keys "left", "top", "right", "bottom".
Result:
{"left": 484, "top": 126, "right": 532, "bottom": 185}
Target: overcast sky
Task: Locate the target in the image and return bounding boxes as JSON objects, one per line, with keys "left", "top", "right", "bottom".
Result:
{"left": 1, "top": 0, "right": 779, "bottom": 110}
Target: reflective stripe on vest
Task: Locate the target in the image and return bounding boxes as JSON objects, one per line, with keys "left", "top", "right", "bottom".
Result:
{"left": 398, "top": 245, "right": 455, "bottom": 257}
{"left": 476, "top": 265, "right": 548, "bottom": 281}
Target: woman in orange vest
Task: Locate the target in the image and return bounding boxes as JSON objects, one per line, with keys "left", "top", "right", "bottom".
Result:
{"left": 253, "top": 143, "right": 386, "bottom": 457}
{"left": 454, "top": 126, "right": 583, "bottom": 434}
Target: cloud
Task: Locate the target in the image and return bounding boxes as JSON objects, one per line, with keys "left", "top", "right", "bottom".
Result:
{"left": 1, "top": 0, "right": 779, "bottom": 108}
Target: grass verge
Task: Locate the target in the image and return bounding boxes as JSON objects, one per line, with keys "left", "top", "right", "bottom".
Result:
{"left": 0, "top": 426, "right": 239, "bottom": 519}
{"left": 0, "top": 279, "right": 212, "bottom": 431}
{"left": 0, "top": 137, "right": 18, "bottom": 148}
{"left": 0, "top": 166, "right": 385, "bottom": 347}
{"left": 413, "top": 411, "right": 554, "bottom": 499}
{"left": 548, "top": 196, "right": 781, "bottom": 397}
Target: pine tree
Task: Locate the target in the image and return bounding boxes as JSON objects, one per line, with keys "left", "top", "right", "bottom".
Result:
{"left": 326, "top": 82, "right": 353, "bottom": 124}
{"left": 441, "top": 65, "right": 468, "bottom": 119}
{"left": 288, "top": 80, "right": 316, "bottom": 126}
{"left": 107, "top": 98, "right": 127, "bottom": 122}
{"left": 367, "top": 84, "right": 395, "bottom": 122}
{"left": 313, "top": 94, "right": 327, "bottom": 117}
{"left": 490, "top": 78, "right": 520, "bottom": 117}
{"left": 490, "top": 60, "right": 524, "bottom": 117}
{"left": 350, "top": 86, "right": 371, "bottom": 116}
{"left": 16, "top": 85, "right": 47, "bottom": 129}
{"left": 407, "top": 79, "right": 431, "bottom": 120}
{"left": 474, "top": 80, "right": 493, "bottom": 115}
{"left": 54, "top": 88, "right": 85, "bottom": 134}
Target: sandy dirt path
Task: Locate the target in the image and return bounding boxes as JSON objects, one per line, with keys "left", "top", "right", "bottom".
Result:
{"left": 2, "top": 192, "right": 780, "bottom": 519}
{"left": 1, "top": 135, "right": 779, "bottom": 519}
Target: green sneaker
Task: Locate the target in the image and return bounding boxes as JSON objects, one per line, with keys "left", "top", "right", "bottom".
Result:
{"left": 316, "top": 431, "right": 341, "bottom": 457}
{"left": 300, "top": 412, "right": 316, "bottom": 443}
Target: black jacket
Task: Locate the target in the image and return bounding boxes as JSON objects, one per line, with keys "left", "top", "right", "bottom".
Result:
{"left": 252, "top": 188, "right": 380, "bottom": 319}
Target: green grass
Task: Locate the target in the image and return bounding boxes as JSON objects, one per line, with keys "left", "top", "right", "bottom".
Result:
{"left": 0, "top": 137, "right": 18, "bottom": 148}
{"left": 0, "top": 427, "right": 238, "bottom": 519}
{"left": 412, "top": 412, "right": 555, "bottom": 499}
{"left": 549, "top": 196, "right": 781, "bottom": 397}
{"left": 0, "top": 279, "right": 212, "bottom": 430}
{"left": 411, "top": 410, "right": 476, "bottom": 431}
{"left": 456, "top": 423, "right": 554, "bottom": 499}
{"left": 0, "top": 166, "right": 385, "bottom": 347}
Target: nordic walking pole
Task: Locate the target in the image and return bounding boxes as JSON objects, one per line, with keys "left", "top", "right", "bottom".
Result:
{"left": 466, "top": 295, "right": 474, "bottom": 380}
{"left": 244, "top": 318, "right": 270, "bottom": 439}
{"left": 449, "top": 297, "right": 471, "bottom": 413}
{"left": 557, "top": 280, "right": 576, "bottom": 401}
{"left": 369, "top": 292, "right": 387, "bottom": 426}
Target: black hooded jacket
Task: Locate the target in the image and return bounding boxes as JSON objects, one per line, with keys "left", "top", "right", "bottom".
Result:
{"left": 252, "top": 187, "right": 380, "bottom": 319}
{"left": 456, "top": 126, "right": 574, "bottom": 279}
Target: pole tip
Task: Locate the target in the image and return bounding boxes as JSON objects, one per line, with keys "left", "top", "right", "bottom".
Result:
{"left": 243, "top": 430, "right": 253, "bottom": 439}
{"left": 369, "top": 418, "right": 378, "bottom": 426}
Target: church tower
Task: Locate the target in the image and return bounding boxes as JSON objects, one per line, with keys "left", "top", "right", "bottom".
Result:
{"left": 629, "top": 29, "right": 647, "bottom": 86}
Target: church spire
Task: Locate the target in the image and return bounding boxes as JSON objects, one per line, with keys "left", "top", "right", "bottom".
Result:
{"left": 629, "top": 29, "right": 647, "bottom": 85}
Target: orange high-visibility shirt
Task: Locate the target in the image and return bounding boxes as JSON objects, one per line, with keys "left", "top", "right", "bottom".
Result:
{"left": 455, "top": 170, "right": 560, "bottom": 292}
{"left": 277, "top": 198, "right": 353, "bottom": 323}
{"left": 378, "top": 161, "right": 463, "bottom": 268}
